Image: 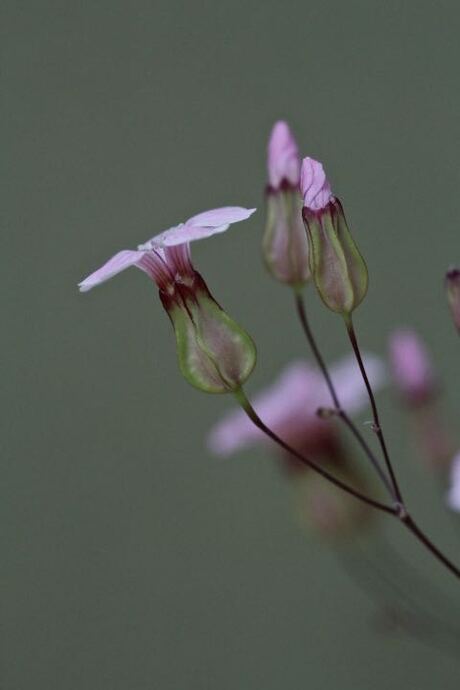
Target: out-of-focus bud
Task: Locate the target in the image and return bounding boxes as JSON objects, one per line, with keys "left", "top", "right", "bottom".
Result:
{"left": 263, "top": 122, "right": 310, "bottom": 287}
{"left": 388, "top": 329, "right": 436, "bottom": 406}
{"left": 446, "top": 452, "right": 460, "bottom": 512}
{"left": 389, "top": 329, "right": 454, "bottom": 470}
{"left": 300, "top": 157, "right": 368, "bottom": 316}
{"left": 162, "top": 270, "right": 257, "bottom": 394}
{"left": 293, "top": 460, "right": 374, "bottom": 540}
{"left": 446, "top": 267, "right": 460, "bottom": 334}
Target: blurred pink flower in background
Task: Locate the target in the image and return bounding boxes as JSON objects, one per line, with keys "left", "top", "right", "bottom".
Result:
{"left": 388, "top": 329, "right": 454, "bottom": 470}
{"left": 388, "top": 329, "right": 436, "bottom": 405}
{"left": 447, "top": 452, "right": 460, "bottom": 512}
{"left": 207, "top": 352, "right": 385, "bottom": 460}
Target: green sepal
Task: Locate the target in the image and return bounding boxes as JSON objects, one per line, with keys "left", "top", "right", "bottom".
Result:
{"left": 263, "top": 187, "right": 310, "bottom": 287}
{"left": 168, "top": 282, "right": 256, "bottom": 394}
{"left": 304, "top": 198, "right": 368, "bottom": 315}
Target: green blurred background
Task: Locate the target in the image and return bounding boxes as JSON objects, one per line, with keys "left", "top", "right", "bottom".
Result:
{"left": 3, "top": 1, "right": 460, "bottom": 687}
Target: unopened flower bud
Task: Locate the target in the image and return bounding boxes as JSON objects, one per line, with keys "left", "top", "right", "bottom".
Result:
{"left": 446, "top": 267, "right": 460, "bottom": 334}
{"left": 300, "top": 157, "right": 368, "bottom": 315}
{"left": 446, "top": 452, "right": 460, "bottom": 512}
{"left": 263, "top": 122, "right": 310, "bottom": 287}
{"left": 388, "top": 329, "right": 453, "bottom": 469}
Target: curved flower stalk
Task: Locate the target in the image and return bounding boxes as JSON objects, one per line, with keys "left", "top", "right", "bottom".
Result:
{"left": 79, "top": 207, "right": 257, "bottom": 393}
{"left": 389, "top": 329, "right": 454, "bottom": 470}
{"left": 300, "top": 157, "right": 368, "bottom": 316}
{"left": 208, "top": 353, "right": 385, "bottom": 457}
{"left": 263, "top": 121, "right": 310, "bottom": 287}
{"left": 208, "top": 353, "right": 385, "bottom": 537}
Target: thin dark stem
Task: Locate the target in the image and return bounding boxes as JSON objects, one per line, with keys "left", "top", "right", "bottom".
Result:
{"left": 294, "top": 292, "right": 395, "bottom": 500}
{"left": 235, "top": 387, "right": 460, "bottom": 581}
{"left": 402, "top": 514, "right": 460, "bottom": 580}
{"left": 234, "top": 387, "right": 395, "bottom": 515}
{"left": 345, "top": 315, "right": 404, "bottom": 504}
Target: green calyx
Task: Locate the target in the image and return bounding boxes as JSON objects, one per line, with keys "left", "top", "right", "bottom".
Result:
{"left": 168, "top": 281, "right": 257, "bottom": 394}
{"left": 303, "top": 198, "right": 368, "bottom": 315}
{"left": 262, "top": 187, "right": 311, "bottom": 288}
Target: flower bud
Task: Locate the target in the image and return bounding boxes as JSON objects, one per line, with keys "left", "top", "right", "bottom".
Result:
{"left": 263, "top": 122, "right": 310, "bottom": 287}
{"left": 161, "top": 271, "right": 256, "bottom": 394}
{"left": 446, "top": 267, "right": 460, "bottom": 334}
{"left": 300, "top": 157, "right": 368, "bottom": 315}
{"left": 388, "top": 329, "right": 436, "bottom": 405}
{"left": 446, "top": 452, "right": 460, "bottom": 512}
{"left": 388, "top": 329, "right": 454, "bottom": 470}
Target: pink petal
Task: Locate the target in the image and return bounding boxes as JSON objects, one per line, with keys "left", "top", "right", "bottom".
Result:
{"left": 152, "top": 222, "right": 230, "bottom": 247}
{"left": 78, "top": 250, "right": 144, "bottom": 292}
{"left": 150, "top": 207, "right": 256, "bottom": 247}
{"left": 300, "top": 157, "right": 332, "bottom": 210}
{"left": 187, "top": 206, "right": 256, "bottom": 227}
{"left": 267, "top": 121, "right": 300, "bottom": 188}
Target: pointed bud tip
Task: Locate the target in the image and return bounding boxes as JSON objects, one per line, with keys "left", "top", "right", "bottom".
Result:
{"left": 267, "top": 121, "right": 300, "bottom": 189}
{"left": 300, "top": 157, "right": 332, "bottom": 211}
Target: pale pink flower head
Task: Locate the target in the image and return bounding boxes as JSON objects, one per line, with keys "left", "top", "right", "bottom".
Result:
{"left": 78, "top": 206, "right": 256, "bottom": 293}
{"left": 207, "top": 352, "right": 385, "bottom": 458}
{"left": 446, "top": 452, "right": 460, "bottom": 512}
{"left": 388, "top": 329, "right": 436, "bottom": 405}
{"left": 300, "top": 157, "right": 333, "bottom": 211}
{"left": 267, "top": 121, "right": 301, "bottom": 190}
{"left": 79, "top": 206, "right": 257, "bottom": 394}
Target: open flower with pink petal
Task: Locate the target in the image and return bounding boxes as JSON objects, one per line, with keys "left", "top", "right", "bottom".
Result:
{"left": 79, "top": 206, "right": 256, "bottom": 293}
{"left": 79, "top": 206, "right": 257, "bottom": 394}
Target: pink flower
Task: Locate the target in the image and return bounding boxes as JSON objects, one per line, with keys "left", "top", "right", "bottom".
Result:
{"left": 79, "top": 206, "right": 258, "bottom": 394}
{"left": 446, "top": 452, "right": 460, "bottom": 512}
{"left": 207, "top": 353, "right": 385, "bottom": 457}
{"left": 300, "top": 157, "right": 332, "bottom": 211}
{"left": 388, "top": 329, "right": 436, "bottom": 405}
{"left": 78, "top": 206, "right": 256, "bottom": 292}
{"left": 267, "top": 121, "right": 301, "bottom": 189}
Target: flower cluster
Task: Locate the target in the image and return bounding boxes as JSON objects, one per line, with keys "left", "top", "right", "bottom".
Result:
{"left": 79, "top": 119, "right": 460, "bottom": 582}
